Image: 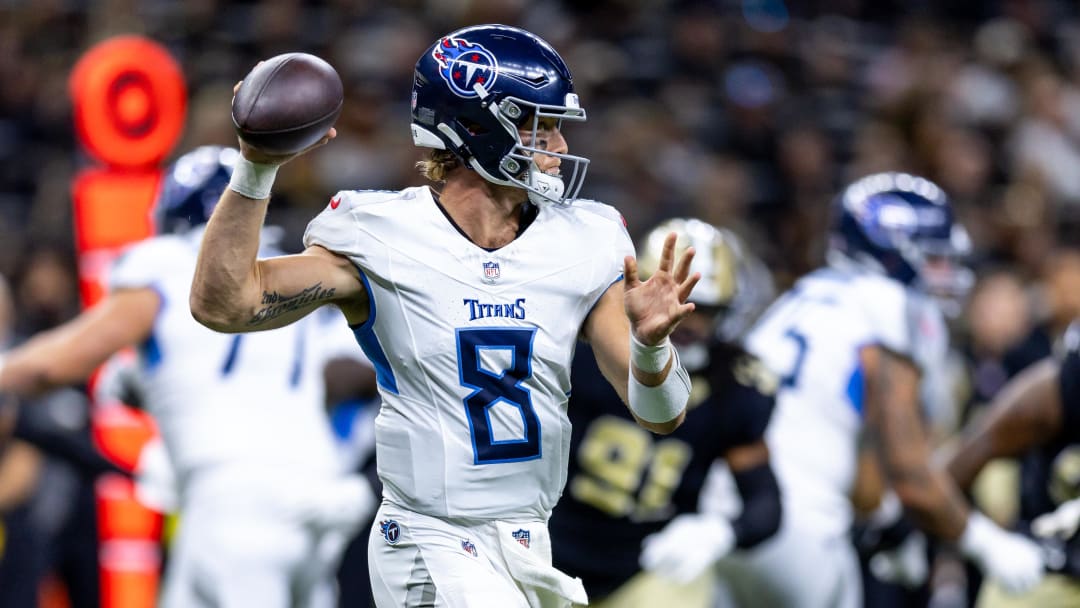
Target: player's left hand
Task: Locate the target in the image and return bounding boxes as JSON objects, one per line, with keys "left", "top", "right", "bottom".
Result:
{"left": 623, "top": 232, "right": 699, "bottom": 346}
{"left": 640, "top": 513, "right": 735, "bottom": 584}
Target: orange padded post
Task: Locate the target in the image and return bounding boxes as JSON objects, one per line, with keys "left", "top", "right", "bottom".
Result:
{"left": 69, "top": 35, "right": 186, "bottom": 608}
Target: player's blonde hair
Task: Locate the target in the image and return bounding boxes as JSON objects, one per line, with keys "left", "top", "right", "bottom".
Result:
{"left": 416, "top": 149, "right": 460, "bottom": 182}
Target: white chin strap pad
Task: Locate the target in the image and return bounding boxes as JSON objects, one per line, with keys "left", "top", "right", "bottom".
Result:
{"left": 528, "top": 170, "right": 566, "bottom": 205}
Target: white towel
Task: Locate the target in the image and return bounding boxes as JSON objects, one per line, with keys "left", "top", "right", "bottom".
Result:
{"left": 495, "top": 521, "right": 589, "bottom": 608}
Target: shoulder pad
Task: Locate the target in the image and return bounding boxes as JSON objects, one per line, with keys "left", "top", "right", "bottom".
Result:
{"left": 567, "top": 198, "right": 627, "bottom": 225}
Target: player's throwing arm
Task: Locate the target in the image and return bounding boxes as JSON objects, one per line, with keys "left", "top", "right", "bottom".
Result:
{"left": 190, "top": 54, "right": 364, "bottom": 333}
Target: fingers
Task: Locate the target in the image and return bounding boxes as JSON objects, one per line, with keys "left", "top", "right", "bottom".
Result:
{"left": 623, "top": 255, "right": 640, "bottom": 290}
{"left": 673, "top": 244, "right": 695, "bottom": 283}
{"left": 658, "top": 232, "right": 677, "bottom": 273}
{"left": 305, "top": 127, "right": 338, "bottom": 153}
{"left": 233, "top": 80, "right": 242, "bottom": 94}
{"left": 678, "top": 271, "right": 701, "bottom": 303}
{"left": 675, "top": 301, "right": 696, "bottom": 323}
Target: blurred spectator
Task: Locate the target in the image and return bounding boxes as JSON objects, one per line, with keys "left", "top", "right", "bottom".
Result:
{"left": 958, "top": 271, "right": 1033, "bottom": 421}
{"left": 1, "top": 0, "right": 1079, "bottom": 279}
{"left": 0, "top": 266, "right": 103, "bottom": 608}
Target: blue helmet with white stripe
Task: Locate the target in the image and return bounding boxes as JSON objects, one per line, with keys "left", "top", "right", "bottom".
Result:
{"left": 154, "top": 146, "right": 239, "bottom": 234}
{"left": 410, "top": 24, "right": 589, "bottom": 205}
{"left": 827, "top": 172, "right": 974, "bottom": 313}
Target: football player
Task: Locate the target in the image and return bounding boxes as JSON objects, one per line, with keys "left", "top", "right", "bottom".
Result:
{"left": 549, "top": 219, "right": 781, "bottom": 608}
{"left": 190, "top": 24, "right": 697, "bottom": 608}
{"left": 685, "top": 173, "right": 1045, "bottom": 606}
{"left": 0, "top": 146, "right": 377, "bottom": 608}
{"left": 944, "top": 321, "right": 1080, "bottom": 604}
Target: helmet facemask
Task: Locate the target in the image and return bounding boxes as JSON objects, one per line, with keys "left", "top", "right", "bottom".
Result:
{"left": 424, "top": 89, "right": 590, "bottom": 206}
{"left": 486, "top": 94, "right": 589, "bottom": 206}
{"left": 901, "top": 224, "right": 975, "bottom": 318}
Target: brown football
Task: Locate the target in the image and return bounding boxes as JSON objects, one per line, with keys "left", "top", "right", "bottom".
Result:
{"left": 231, "top": 53, "right": 343, "bottom": 155}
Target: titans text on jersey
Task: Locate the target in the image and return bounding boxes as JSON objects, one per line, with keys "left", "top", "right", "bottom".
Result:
{"left": 463, "top": 298, "right": 527, "bottom": 321}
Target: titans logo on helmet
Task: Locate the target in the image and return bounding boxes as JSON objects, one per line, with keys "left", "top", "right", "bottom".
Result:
{"left": 431, "top": 36, "right": 499, "bottom": 98}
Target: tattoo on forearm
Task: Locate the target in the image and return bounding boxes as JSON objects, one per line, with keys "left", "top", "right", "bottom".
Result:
{"left": 247, "top": 283, "right": 336, "bottom": 325}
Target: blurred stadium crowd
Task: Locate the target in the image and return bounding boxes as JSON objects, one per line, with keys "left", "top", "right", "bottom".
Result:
{"left": 2, "top": 0, "right": 1080, "bottom": 607}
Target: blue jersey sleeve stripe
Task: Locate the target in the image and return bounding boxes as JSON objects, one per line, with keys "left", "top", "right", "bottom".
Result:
{"left": 139, "top": 283, "right": 167, "bottom": 371}
{"left": 220, "top": 335, "right": 242, "bottom": 376}
{"left": 584, "top": 273, "right": 623, "bottom": 321}
{"left": 350, "top": 265, "right": 399, "bottom": 395}
{"left": 289, "top": 326, "right": 305, "bottom": 388}
{"left": 845, "top": 363, "right": 864, "bottom": 415}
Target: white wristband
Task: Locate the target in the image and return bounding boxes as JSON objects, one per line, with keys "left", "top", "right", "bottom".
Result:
{"left": 631, "top": 333, "right": 672, "bottom": 374}
{"left": 228, "top": 157, "right": 279, "bottom": 200}
{"left": 628, "top": 350, "right": 690, "bottom": 423}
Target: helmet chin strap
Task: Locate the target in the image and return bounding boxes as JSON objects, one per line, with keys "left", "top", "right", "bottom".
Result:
{"left": 527, "top": 169, "right": 566, "bottom": 206}
{"left": 463, "top": 150, "right": 568, "bottom": 206}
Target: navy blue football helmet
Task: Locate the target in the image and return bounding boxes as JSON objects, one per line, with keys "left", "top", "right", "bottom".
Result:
{"left": 411, "top": 24, "right": 589, "bottom": 205}
{"left": 827, "top": 172, "right": 974, "bottom": 312}
{"left": 153, "top": 146, "right": 239, "bottom": 234}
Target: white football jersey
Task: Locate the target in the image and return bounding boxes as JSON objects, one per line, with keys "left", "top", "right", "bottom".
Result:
{"left": 740, "top": 267, "right": 949, "bottom": 537}
{"left": 108, "top": 228, "right": 356, "bottom": 486}
{"left": 303, "top": 186, "right": 633, "bottom": 520}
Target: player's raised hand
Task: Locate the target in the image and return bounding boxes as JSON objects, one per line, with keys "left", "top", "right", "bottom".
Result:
{"left": 230, "top": 53, "right": 342, "bottom": 166}
{"left": 623, "top": 232, "right": 700, "bottom": 346}
{"left": 231, "top": 79, "right": 336, "bottom": 166}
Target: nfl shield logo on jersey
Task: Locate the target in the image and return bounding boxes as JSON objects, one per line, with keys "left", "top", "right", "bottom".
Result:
{"left": 512, "top": 528, "right": 530, "bottom": 549}
{"left": 461, "top": 539, "right": 478, "bottom": 557}
{"left": 483, "top": 261, "right": 501, "bottom": 283}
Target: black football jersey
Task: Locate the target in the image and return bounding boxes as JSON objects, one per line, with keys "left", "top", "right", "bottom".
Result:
{"left": 549, "top": 342, "right": 776, "bottom": 601}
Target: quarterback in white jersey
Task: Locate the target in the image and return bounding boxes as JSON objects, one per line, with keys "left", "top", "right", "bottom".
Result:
{"left": 706, "top": 173, "right": 1046, "bottom": 606}
{"left": 0, "top": 146, "right": 377, "bottom": 608}
{"left": 304, "top": 186, "right": 632, "bottom": 521}
{"left": 191, "top": 25, "right": 697, "bottom": 608}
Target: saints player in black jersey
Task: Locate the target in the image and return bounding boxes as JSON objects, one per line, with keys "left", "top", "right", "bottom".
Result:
{"left": 943, "top": 321, "right": 1080, "bottom": 603}
{"left": 549, "top": 219, "right": 781, "bottom": 607}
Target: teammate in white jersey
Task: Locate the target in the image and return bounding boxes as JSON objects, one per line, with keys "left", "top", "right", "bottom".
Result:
{"left": 190, "top": 24, "right": 697, "bottom": 608}
{"left": 0, "top": 146, "right": 378, "bottom": 608}
{"left": 687, "top": 172, "right": 1046, "bottom": 606}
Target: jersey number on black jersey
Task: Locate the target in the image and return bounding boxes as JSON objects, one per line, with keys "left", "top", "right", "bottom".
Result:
{"left": 569, "top": 416, "right": 691, "bottom": 522}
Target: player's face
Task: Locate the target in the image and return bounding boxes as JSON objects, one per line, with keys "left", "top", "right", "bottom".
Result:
{"left": 919, "top": 253, "right": 973, "bottom": 318}
{"left": 519, "top": 116, "right": 567, "bottom": 175}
